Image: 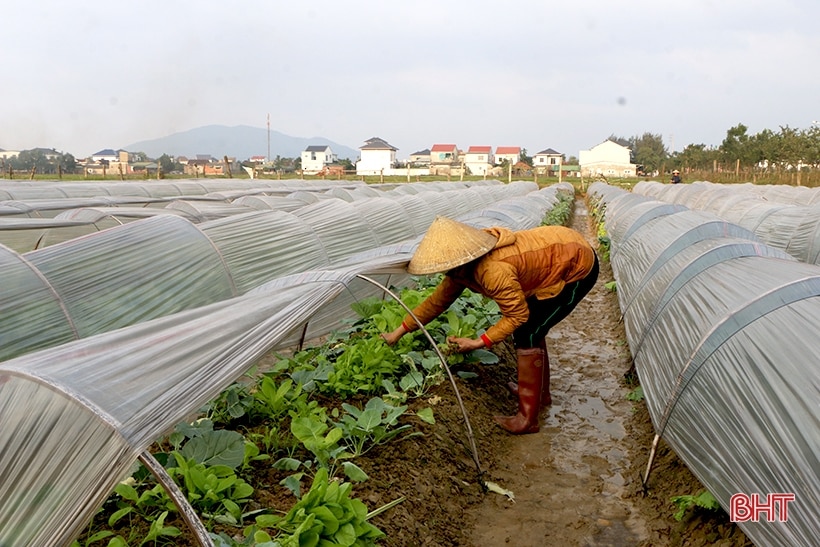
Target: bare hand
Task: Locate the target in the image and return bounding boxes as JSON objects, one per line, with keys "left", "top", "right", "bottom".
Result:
{"left": 381, "top": 326, "right": 407, "bottom": 346}
{"left": 446, "top": 336, "right": 485, "bottom": 353}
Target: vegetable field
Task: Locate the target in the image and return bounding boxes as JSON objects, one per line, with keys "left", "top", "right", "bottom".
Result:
{"left": 71, "top": 197, "right": 752, "bottom": 546}
{"left": 6, "top": 177, "right": 817, "bottom": 546}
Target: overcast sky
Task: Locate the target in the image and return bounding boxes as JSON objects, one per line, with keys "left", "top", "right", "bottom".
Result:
{"left": 2, "top": 0, "right": 818, "bottom": 160}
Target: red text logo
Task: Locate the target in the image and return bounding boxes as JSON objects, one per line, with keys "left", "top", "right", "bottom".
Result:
{"left": 730, "top": 493, "right": 794, "bottom": 523}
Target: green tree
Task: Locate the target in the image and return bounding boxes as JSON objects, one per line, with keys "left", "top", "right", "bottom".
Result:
{"left": 158, "top": 154, "right": 177, "bottom": 174}
{"left": 720, "top": 123, "right": 753, "bottom": 168}
{"left": 629, "top": 132, "right": 668, "bottom": 173}
{"left": 11, "top": 149, "right": 54, "bottom": 174}
{"left": 675, "top": 144, "right": 718, "bottom": 171}
{"left": 519, "top": 148, "right": 532, "bottom": 166}
{"left": 777, "top": 125, "right": 808, "bottom": 172}
{"left": 750, "top": 129, "right": 778, "bottom": 171}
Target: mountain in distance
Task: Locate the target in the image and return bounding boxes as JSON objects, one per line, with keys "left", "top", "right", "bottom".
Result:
{"left": 124, "top": 124, "right": 361, "bottom": 161}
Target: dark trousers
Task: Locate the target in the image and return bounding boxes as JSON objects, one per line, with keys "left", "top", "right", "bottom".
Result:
{"left": 513, "top": 254, "right": 600, "bottom": 348}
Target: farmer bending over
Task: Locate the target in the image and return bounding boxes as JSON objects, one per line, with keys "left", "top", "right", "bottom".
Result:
{"left": 382, "top": 217, "right": 599, "bottom": 435}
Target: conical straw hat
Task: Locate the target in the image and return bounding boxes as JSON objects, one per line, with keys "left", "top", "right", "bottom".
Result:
{"left": 407, "top": 216, "right": 498, "bottom": 274}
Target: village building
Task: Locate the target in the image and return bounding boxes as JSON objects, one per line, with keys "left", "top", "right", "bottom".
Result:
{"left": 429, "top": 144, "right": 460, "bottom": 175}
{"left": 463, "top": 146, "right": 494, "bottom": 176}
{"left": 495, "top": 146, "right": 521, "bottom": 166}
{"left": 300, "top": 145, "right": 338, "bottom": 174}
{"left": 579, "top": 140, "right": 637, "bottom": 178}
{"left": 356, "top": 137, "right": 398, "bottom": 175}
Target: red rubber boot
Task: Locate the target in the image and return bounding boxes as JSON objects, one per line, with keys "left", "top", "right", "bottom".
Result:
{"left": 494, "top": 347, "right": 545, "bottom": 434}
{"left": 506, "top": 340, "right": 551, "bottom": 408}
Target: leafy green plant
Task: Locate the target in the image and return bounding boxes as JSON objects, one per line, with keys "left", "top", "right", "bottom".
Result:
{"left": 168, "top": 452, "right": 255, "bottom": 523}
{"left": 69, "top": 528, "right": 123, "bottom": 547}
{"left": 324, "top": 336, "right": 403, "bottom": 396}
{"left": 200, "top": 381, "right": 255, "bottom": 424}
{"left": 241, "top": 440, "right": 270, "bottom": 472}
{"left": 626, "top": 385, "right": 644, "bottom": 402}
{"left": 332, "top": 397, "right": 418, "bottom": 458}
{"left": 252, "top": 468, "right": 388, "bottom": 547}
{"left": 604, "top": 280, "right": 617, "bottom": 292}
{"left": 596, "top": 223, "right": 611, "bottom": 262}
{"left": 246, "top": 425, "right": 292, "bottom": 456}
{"left": 541, "top": 190, "right": 574, "bottom": 226}
{"left": 396, "top": 351, "right": 444, "bottom": 397}
{"left": 290, "top": 414, "right": 349, "bottom": 475}
{"left": 138, "top": 511, "right": 181, "bottom": 545}
{"left": 670, "top": 489, "right": 721, "bottom": 521}
{"left": 251, "top": 376, "right": 305, "bottom": 421}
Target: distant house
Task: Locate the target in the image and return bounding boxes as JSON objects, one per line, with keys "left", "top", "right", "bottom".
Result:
{"left": 91, "top": 148, "right": 130, "bottom": 164}
{"left": 87, "top": 148, "right": 134, "bottom": 175}
{"left": 183, "top": 155, "right": 240, "bottom": 177}
{"left": 463, "top": 146, "right": 494, "bottom": 176}
{"left": 533, "top": 148, "right": 563, "bottom": 175}
{"left": 429, "top": 144, "right": 460, "bottom": 175}
{"left": 495, "top": 146, "right": 521, "bottom": 166}
{"left": 579, "top": 140, "right": 636, "bottom": 178}
{"left": 300, "top": 145, "right": 338, "bottom": 174}
{"left": 356, "top": 137, "right": 398, "bottom": 175}
{"left": 0, "top": 148, "right": 19, "bottom": 160}
{"left": 430, "top": 144, "right": 458, "bottom": 164}
{"left": 409, "top": 148, "right": 431, "bottom": 167}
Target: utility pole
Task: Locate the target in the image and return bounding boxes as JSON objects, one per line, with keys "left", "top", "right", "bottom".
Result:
{"left": 267, "top": 113, "right": 271, "bottom": 163}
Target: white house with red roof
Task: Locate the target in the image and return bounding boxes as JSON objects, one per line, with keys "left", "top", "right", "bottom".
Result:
{"left": 430, "top": 144, "right": 459, "bottom": 164}
{"left": 495, "top": 146, "right": 521, "bottom": 166}
{"left": 429, "top": 144, "right": 460, "bottom": 175}
{"left": 463, "top": 145, "right": 494, "bottom": 176}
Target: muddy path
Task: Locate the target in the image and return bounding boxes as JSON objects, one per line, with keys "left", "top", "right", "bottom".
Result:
{"left": 461, "top": 198, "right": 751, "bottom": 546}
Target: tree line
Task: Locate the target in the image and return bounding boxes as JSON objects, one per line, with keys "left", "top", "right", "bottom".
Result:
{"left": 611, "top": 123, "right": 820, "bottom": 176}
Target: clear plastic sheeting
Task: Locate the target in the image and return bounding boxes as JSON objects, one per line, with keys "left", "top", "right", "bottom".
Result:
{"left": 230, "top": 195, "right": 310, "bottom": 212}
{"left": 25, "top": 215, "right": 238, "bottom": 339}
{"left": 0, "top": 181, "right": 569, "bottom": 546}
{"left": 0, "top": 179, "right": 521, "bottom": 252}
{"left": 0, "top": 268, "right": 370, "bottom": 546}
{"left": 163, "top": 199, "right": 260, "bottom": 221}
{"left": 632, "top": 181, "right": 820, "bottom": 265}
{"left": 0, "top": 217, "right": 93, "bottom": 254}
{"left": 0, "top": 182, "right": 556, "bottom": 362}
{"left": 589, "top": 183, "right": 819, "bottom": 547}
{"left": 460, "top": 183, "right": 574, "bottom": 231}
{"left": 610, "top": 208, "right": 759, "bottom": 305}
{"left": 200, "top": 211, "right": 331, "bottom": 295}
{"left": 0, "top": 244, "right": 78, "bottom": 359}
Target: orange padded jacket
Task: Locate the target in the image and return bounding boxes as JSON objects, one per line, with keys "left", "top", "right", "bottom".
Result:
{"left": 402, "top": 225, "right": 595, "bottom": 345}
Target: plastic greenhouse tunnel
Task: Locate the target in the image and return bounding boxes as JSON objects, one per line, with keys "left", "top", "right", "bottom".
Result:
{"left": 0, "top": 180, "right": 575, "bottom": 546}
{"left": 587, "top": 182, "right": 819, "bottom": 547}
